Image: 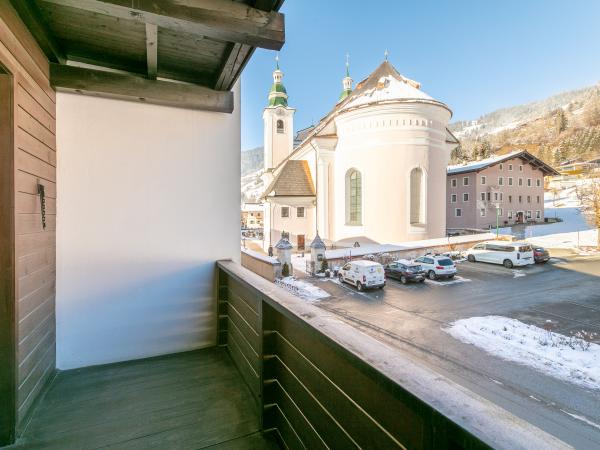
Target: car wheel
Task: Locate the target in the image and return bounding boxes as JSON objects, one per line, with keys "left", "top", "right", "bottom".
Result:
{"left": 338, "top": 274, "right": 344, "bottom": 283}
{"left": 503, "top": 259, "right": 514, "bottom": 269}
{"left": 378, "top": 285, "right": 384, "bottom": 290}
{"left": 400, "top": 276, "right": 407, "bottom": 284}
{"left": 356, "top": 281, "right": 363, "bottom": 291}
{"left": 467, "top": 254, "right": 476, "bottom": 263}
{"left": 448, "top": 274, "right": 455, "bottom": 279}
{"left": 428, "top": 270, "right": 437, "bottom": 280}
{"left": 418, "top": 279, "right": 425, "bottom": 283}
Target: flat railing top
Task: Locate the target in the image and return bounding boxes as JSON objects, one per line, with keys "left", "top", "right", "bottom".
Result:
{"left": 217, "top": 260, "right": 571, "bottom": 450}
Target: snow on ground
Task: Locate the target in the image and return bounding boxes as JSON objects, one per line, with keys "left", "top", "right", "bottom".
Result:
{"left": 291, "top": 253, "right": 310, "bottom": 274}
{"left": 445, "top": 316, "right": 600, "bottom": 391}
{"left": 528, "top": 229, "right": 598, "bottom": 250}
{"left": 275, "top": 277, "right": 330, "bottom": 302}
{"left": 426, "top": 276, "right": 471, "bottom": 286}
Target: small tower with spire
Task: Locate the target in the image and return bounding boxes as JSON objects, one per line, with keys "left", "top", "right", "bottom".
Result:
{"left": 339, "top": 53, "right": 353, "bottom": 102}
{"left": 263, "top": 53, "right": 295, "bottom": 170}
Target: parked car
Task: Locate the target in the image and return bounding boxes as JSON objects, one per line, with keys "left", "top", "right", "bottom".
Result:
{"left": 533, "top": 247, "right": 550, "bottom": 263}
{"left": 384, "top": 260, "right": 425, "bottom": 284}
{"left": 338, "top": 260, "right": 386, "bottom": 291}
{"left": 413, "top": 254, "right": 457, "bottom": 280}
{"left": 465, "top": 241, "right": 534, "bottom": 268}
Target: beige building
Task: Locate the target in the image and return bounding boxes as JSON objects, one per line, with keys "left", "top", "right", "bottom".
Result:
{"left": 261, "top": 58, "right": 459, "bottom": 251}
{"left": 242, "top": 203, "right": 264, "bottom": 229}
{"left": 446, "top": 151, "right": 559, "bottom": 230}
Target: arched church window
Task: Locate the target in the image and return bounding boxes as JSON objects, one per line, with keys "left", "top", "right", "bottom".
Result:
{"left": 345, "top": 169, "right": 362, "bottom": 225}
{"left": 276, "top": 119, "right": 284, "bottom": 133}
{"left": 410, "top": 167, "right": 426, "bottom": 225}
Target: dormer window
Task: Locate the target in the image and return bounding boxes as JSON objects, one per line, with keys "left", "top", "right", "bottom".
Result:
{"left": 276, "top": 119, "right": 284, "bottom": 134}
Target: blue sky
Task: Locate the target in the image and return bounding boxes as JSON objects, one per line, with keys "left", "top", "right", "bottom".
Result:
{"left": 241, "top": 0, "right": 600, "bottom": 150}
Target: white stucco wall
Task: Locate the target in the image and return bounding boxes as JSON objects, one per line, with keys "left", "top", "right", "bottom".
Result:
{"left": 333, "top": 103, "right": 452, "bottom": 244}
{"left": 56, "top": 86, "right": 240, "bottom": 369}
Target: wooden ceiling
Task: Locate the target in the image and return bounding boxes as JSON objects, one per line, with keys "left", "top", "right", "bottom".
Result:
{"left": 10, "top": 0, "right": 285, "bottom": 112}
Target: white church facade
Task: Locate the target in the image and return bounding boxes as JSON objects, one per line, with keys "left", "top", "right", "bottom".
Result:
{"left": 261, "top": 57, "right": 459, "bottom": 252}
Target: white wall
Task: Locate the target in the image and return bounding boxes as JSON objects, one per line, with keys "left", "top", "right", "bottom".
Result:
{"left": 56, "top": 86, "right": 240, "bottom": 369}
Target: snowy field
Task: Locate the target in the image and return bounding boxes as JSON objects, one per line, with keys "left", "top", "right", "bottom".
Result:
{"left": 446, "top": 316, "right": 600, "bottom": 391}
{"left": 275, "top": 276, "right": 330, "bottom": 302}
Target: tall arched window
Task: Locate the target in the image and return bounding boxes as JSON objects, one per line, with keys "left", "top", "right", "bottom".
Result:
{"left": 276, "top": 119, "right": 284, "bottom": 133}
{"left": 346, "top": 169, "right": 362, "bottom": 225}
{"left": 410, "top": 167, "right": 426, "bottom": 225}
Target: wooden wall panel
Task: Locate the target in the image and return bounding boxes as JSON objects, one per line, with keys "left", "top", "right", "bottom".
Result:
{"left": 0, "top": 2, "right": 56, "bottom": 433}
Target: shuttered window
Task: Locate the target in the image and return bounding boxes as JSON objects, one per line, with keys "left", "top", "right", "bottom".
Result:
{"left": 410, "top": 168, "right": 425, "bottom": 225}
{"left": 346, "top": 169, "right": 362, "bottom": 225}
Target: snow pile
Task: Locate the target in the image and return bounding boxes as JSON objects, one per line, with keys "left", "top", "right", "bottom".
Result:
{"left": 446, "top": 316, "right": 600, "bottom": 390}
{"left": 275, "top": 277, "right": 330, "bottom": 302}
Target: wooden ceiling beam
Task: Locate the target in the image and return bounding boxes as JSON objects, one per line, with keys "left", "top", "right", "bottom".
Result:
{"left": 145, "top": 23, "right": 158, "bottom": 80}
{"left": 9, "top": 0, "right": 66, "bottom": 64}
{"left": 42, "top": 0, "right": 285, "bottom": 50}
{"left": 50, "top": 63, "right": 234, "bottom": 113}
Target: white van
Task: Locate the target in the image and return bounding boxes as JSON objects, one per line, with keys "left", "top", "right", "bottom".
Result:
{"left": 466, "top": 241, "right": 534, "bottom": 268}
{"left": 338, "top": 260, "right": 385, "bottom": 291}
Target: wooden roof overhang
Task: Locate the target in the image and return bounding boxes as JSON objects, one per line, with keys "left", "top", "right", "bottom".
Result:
{"left": 10, "top": 0, "right": 285, "bottom": 113}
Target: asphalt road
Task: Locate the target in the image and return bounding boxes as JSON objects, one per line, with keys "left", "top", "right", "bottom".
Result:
{"left": 309, "top": 254, "right": 600, "bottom": 449}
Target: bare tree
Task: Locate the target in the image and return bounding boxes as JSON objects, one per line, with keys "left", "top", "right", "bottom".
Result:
{"left": 577, "top": 176, "right": 600, "bottom": 248}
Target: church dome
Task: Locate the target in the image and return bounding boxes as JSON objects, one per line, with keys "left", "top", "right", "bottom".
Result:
{"left": 267, "top": 59, "right": 289, "bottom": 107}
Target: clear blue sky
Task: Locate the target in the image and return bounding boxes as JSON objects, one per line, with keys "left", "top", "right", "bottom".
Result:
{"left": 241, "top": 0, "right": 600, "bottom": 150}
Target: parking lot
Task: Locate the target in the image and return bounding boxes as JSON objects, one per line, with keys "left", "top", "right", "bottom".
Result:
{"left": 308, "top": 254, "right": 600, "bottom": 449}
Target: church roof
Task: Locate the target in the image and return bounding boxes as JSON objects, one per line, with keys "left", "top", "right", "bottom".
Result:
{"left": 340, "top": 61, "right": 446, "bottom": 112}
{"left": 293, "top": 125, "right": 316, "bottom": 147}
{"left": 263, "top": 160, "right": 316, "bottom": 197}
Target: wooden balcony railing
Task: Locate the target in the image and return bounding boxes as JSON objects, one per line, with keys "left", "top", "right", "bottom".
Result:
{"left": 216, "top": 260, "right": 569, "bottom": 450}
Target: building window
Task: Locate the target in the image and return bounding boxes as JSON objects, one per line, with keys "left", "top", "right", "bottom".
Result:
{"left": 526, "top": 210, "right": 532, "bottom": 219}
{"left": 451, "top": 194, "right": 457, "bottom": 203}
{"left": 463, "top": 176, "right": 469, "bottom": 186}
{"left": 480, "top": 192, "right": 485, "bottom": 201}
{"left": 498, "top": 208, "right": 503, "bottom": 216}
{"left": 346, "top": 169, "right": 362, "bottom": 225}
{"left": 527, "top": 178, "right": 532, "bottom": 187}
{"left": 499, "top": 163, "right": 504, "bottom": 170}
{"left": 518, "top": 178, "right": 523, "bottom": 186}
{"left": 500, "top": 193, "right": 503, "bottom": 201}
{"left": 494, "top": 192, "right": 498, "bottom": 201}
{"left": 276, "top": 119, "right": 285, "bottom": 134}
{"left": 498, "top": 176, "right": 504, "bottom": 186}
{"left": 537, "top": 195, "right": 540, "bottom": 203}
{"left": 509, "top": 195, "right": 512, "bottom": 203}
{"left": 481, "top": 176, "right": 486, "bottom": 185}
{"left": 536, "top": 179, "right": 542, "bottom": 187}
{"left": 519, "top": 165, "right": 523, "bottom": 172}
{"left": 508, "top": 210, "right": 513, "bottom": 219}
{"left": 410, "top": 167, "right": 426, "bottom": 225}
{"left": 455, "top": 208, "right": 462, "bottom": 217}
{"left": 463, "top": 193, "right": 469, "bottom": 202}
{"left": 518, "top": 195, "right": 522, "bottom": 203}
{"left": 536, "top": 210, "right": 541, "bottom": 219}
{"left": 527, "top": 195, "right": 531, "bottom": 203}
{"left": 281, "top": 206, "right": 289, "bottom": 218}
{"left": 487, "top": 192, "right": 491, "bottom": 201}
{"left": 508, "top": 177, "right": 513, "bottom": 186}
{"left": 451, "top": 178, "right": 457, "bottom": 188}
{"left": 508, "top": 164, "right": 513, "bottom": 171}
{"left": 297, "top": 207, "right": 305, "bottom": 218}
{"left": 480, "top": 208, "right": 486, "bottom": 217}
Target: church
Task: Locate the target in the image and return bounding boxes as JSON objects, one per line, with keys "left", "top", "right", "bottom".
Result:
{"left": 260, "top": 56, "right": 459, "bottom": 252}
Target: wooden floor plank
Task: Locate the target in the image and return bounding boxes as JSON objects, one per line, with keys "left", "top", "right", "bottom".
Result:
{"left": 9, "top": 348, "right": 277, "bottom": 450}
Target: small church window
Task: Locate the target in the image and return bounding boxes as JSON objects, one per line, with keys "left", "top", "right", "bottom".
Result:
{"left": 281, "top": 206, "right": 289, "bottom": 217}
{"left": 276, "top": 119, "right": 285, "bottom": 134}
{"left": 410, "top": 167, "right": 426, "bottom": 225}
{"left": 345, "top": 169, "right": 362, "bottom": 225}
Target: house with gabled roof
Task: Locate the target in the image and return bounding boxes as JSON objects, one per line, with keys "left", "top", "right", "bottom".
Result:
{"left": 447, "top": 150, "right": 559, "bottom": 230}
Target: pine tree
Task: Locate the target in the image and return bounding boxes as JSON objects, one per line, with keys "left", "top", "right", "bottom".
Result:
{"left": 556, "top": 108, "right": 568, "bottom": 134}
{"left": 321, "top": 258, "right": 329, "bottom": 273}
{"left": 281, "top": 262, "right": 290, "bottom": 277}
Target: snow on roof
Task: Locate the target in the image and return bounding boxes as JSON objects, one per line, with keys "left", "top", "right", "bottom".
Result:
{"left": 242, "top": 203, "right": 263, "bottom": 212}
{"left": 342, "top": 61, "right": 437, "bottom": 111}
{"left": 241, "top": 248, "right": 279, "bottom": 265}
{"left": 447, "top": 150, "right": 523, "bottom": 175}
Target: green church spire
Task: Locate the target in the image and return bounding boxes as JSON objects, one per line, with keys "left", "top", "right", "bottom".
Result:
{"left": 339, "top": 53, "right": 353, "bottom": 101}
{"left": 268, "top": 53, "right": 288, "bottom": 107}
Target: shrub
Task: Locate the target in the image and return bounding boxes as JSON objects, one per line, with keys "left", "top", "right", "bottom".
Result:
{"left": 321, "top": 259, "right": 329, "bottom": 273}
{"left": 281, "top": 262, "right": 290, "bottom": 277}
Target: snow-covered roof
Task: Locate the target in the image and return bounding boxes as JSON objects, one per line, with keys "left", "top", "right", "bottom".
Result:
{"left": 447, "top": 150, "right": 559, "bottom": 176}
{"left": 309, "top": 233, "right": 326, "bottom": 249}
{"left": 340, "top": 61, "right": 447, "bottom": 112}
{"left": 275, "top": 237, "right": 293, "bottom": 250}
{"left": 242, "top": 202, "right": 263, "bottom": 212}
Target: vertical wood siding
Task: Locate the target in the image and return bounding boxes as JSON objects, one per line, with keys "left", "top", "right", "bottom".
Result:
{"left": 0, "top": 3, "right": 56, "bottom": 428}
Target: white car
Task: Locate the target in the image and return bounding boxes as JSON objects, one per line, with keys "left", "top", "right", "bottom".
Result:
{"left": 338, "top": 260, "right": 386, "bottom": 291}
{"left": 413, "top": 254, "right": 457, "bottom": 280}
{"left": 466, "top": 241, "right": 534, "bottom": 268}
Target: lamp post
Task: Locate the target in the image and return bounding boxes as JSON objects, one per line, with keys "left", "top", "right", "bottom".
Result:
{"left": 495, "top": 203, "right": 500, "bottom": 238}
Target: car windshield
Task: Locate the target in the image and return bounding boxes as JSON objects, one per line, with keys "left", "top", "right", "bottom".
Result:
{"left": 437, "top": 258, "right": 454, "bottom": 266}
{"left": 519, "top": 245, "right": 533, "bottom": 252}
{"left": 407, "top": 265, "right": 421, "bottom": 272}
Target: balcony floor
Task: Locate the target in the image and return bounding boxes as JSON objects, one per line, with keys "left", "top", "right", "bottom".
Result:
{"left": 10, "top": 348, "right": 277, "bottom": 449}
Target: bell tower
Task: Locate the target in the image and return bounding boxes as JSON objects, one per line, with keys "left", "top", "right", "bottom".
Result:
{"left": 263, "top": 54, "right": 295, "bottom": 170}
